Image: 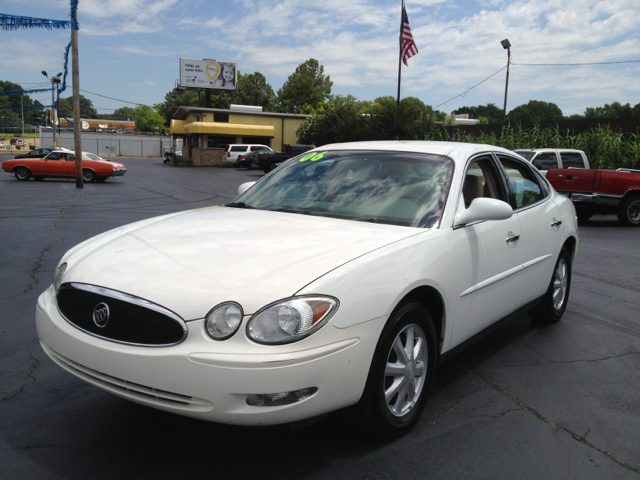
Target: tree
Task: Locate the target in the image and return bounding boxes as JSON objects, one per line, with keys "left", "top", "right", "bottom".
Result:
{"left": 131, "top": 105, "right": 166, "bottom": 132}
{"left": 507, "top": 100, "right": 563, "bottom": 125}
{"left": 234, "top": 72, "right": 276, "bottom": 111}
{"left": 58, "top": 95, "right": 98, "bottom": 119}
{"left": 297, "top": 95, "right": 435, "bottom": 146}
{"left": 277, "top": 59, "right": 333, "bottom": 113}
{"left": 455, "top": 103, "right": 503, "bottom": 124}
{"left": 112, "top": 106, "right": 137, "bottom": 120}
{"left": 584, "top": 102, "right": 637, "bottom": 119}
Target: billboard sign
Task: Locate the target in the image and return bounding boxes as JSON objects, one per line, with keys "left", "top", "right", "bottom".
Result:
{"left": 179, "top": 58, "right": 237, "bottom": 91}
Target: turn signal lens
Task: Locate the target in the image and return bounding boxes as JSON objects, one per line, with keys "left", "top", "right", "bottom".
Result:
{"left": 205, "top": 302, "right": 243, "bottom": 340}
{"left": 247, "top": 296, "right": 338, "bottom": 345}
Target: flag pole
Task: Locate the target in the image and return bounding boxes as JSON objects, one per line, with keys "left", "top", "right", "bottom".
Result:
{"left": 397, "top": 0, "right": 404, "bottom": 106}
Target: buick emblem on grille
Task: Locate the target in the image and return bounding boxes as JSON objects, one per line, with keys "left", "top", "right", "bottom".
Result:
{"left": 92, "top": 302, "right": 110, "bottom": 328}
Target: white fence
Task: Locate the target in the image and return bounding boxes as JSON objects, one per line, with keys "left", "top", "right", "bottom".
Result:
{"left": 39, "top": 131, "right": 173, "bottom": 157}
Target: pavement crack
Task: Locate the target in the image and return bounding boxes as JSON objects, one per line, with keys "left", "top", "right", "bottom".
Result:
{"left": 467, "top": 366, "right": 640, "bottom": 475}
{"left": 2, "top": 350, "right": 41, "bottom": 402}
{"left": 505, "top": 351, "right": 640, "bottom": 368}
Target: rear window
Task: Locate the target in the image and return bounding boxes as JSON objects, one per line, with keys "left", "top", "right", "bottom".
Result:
{"left": 560, "top": 153, "right": 585, "bottom": 168}
{"left": 515, "top": 151, "right": 534, "bottom": 161}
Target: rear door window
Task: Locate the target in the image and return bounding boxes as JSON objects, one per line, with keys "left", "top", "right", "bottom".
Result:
{"left": 560, "top": 152, "right": 585, "bottom": 168}
{"left": 531, "top": 152, "right": 558, "bottom": 170}
{"left": 231, "top": 146, "right": 246, "bottom": 152}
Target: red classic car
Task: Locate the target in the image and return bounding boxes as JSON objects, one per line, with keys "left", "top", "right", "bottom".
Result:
{"left": 547, "top": 167, "right": 640, "bottom": 225}
{"left": 2, "top": 150, "right": 126, "bottom": 183}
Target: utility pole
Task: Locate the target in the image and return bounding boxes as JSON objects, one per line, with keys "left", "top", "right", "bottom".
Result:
{"left": 71, "top": 10, "right": 83, "bottom": 188}
{"left": 21, "top": 95, "right": 24, "bottom": 138}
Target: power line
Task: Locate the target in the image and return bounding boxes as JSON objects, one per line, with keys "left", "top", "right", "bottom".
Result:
{"left": 434, "top": 66, "right": 507, "bottom": 110}
{"left": 511, "top": 59, "right": 640, "bottom": 66}
{"left": 79, "top": 88, "right": 151, "bottom": 108}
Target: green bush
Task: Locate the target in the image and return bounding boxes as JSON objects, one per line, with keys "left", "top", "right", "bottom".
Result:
{"left": 15, "top": 145, "right": 21, "bottom": 150}
{"left": 29, "top": 145, "right": 35, "bottom": 150}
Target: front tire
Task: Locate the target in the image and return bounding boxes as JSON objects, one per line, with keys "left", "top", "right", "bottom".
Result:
{"left": 617, "top": 196, "right": 640, "bottom": 226}
{"left": 530, "top": 247, "right": 572, "bottom": 324}
{"left": 15, "top": 167, "right": 31, "bottom": 181}
{"left": 347, "top": 301, "right": 437, "bottom": 438}
{"left": 82, "top": 169, "right": 96, "bottom": 183}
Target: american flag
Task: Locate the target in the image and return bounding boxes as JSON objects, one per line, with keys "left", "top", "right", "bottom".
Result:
{"left": 401, "top": 6, "right": 418, "bottom": 66}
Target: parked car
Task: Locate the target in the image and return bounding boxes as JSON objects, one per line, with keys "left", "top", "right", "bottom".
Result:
{"left": 547, "top": 166, "right": 640, "bottom": 225}
{"left": 12, "top": 147, "right": 57, "bottom": 159}
{"left": 514, "top": 149, "right": 590, "bottom": 175}
{"left": 10, "top": 138, "right": 26, "bottom": 146}
{"left": 36, "top": 141, "right": 577, "bottom": 438}
{"left": 2, "top": 150, "right": 126, "bottom": 182}
{"left": 225, "top": 144, "right": 273, "bottom": 166}
{"left": 253, "top": 144, "right": 315, "bottom": 173}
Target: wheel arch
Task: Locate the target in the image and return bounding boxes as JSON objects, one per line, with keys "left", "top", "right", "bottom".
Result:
{"left": 621, "top": 189, "right": 640, "bottom": 202}
{"left": 401, "top": 285, "right": 446, "bottom": 356}
{"left": 563, "top": 236, "right": 578, "bottom": 265}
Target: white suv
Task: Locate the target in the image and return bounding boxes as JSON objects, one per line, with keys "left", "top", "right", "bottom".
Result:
{"left": 225, "top": 144, "right": 273, "bottom": 166}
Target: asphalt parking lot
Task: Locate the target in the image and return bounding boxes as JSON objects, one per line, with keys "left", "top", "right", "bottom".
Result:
{"left": 1, "top": 157, "right": 639, "bottom": 479}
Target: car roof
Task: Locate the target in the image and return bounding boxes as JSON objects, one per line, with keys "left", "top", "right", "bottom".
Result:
{"left": 515, "top": 148, "right": 582, "bottom": 153}
{"left": 318, "top": 140, "right": 519, "bottom": 164}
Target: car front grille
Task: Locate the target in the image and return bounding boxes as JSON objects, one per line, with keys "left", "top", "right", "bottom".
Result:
{"left": 42, "top": 344, "right": 212, "bottom": 412}
{"left": 56, "top": 283, "right": 187, "bottom": 347}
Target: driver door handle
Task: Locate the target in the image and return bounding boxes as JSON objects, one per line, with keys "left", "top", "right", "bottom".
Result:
{"left": 551, "top": 219, "right": 562, "bottom": 227}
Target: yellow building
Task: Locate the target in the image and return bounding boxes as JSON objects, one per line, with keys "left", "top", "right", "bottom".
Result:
{"left": 170, "top": 106, "right": 310, "bottom": 166}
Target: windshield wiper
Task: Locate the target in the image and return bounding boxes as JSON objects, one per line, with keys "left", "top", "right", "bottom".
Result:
{"left": 224, "top": 202, "right": 255, "bottom": 209}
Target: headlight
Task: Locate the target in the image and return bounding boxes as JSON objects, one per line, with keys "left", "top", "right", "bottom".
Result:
{"left": 53, "top": 262, "right": 67, "bottom": 292}
{"left": 205, "top": 302, "right": 243, "bottom": 340}
{"left": 247, "top": 296, "right": 339, "bottom": 345}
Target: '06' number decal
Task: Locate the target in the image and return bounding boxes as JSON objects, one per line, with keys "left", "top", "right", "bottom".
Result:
{"left": 299, "top": 152, "right": 327, "bottom": 162}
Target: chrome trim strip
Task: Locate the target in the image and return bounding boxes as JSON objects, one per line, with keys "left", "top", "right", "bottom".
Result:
{"left": 460, "top": 264, "right": 524, "bottom": 297}
{"left": 56, "top": 282, "right": 187, "bottom": 348}
{"left": 522, "top": 254, "right": 553, "bottom": 270}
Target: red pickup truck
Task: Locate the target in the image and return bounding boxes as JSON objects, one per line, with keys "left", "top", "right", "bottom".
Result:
{"left": 546, "top": 167, "right": 640, "bottom": 225}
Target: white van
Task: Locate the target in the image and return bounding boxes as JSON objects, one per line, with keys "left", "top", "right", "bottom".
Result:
{"left": 225, "top": 144, "right": 273, "bottom": 166}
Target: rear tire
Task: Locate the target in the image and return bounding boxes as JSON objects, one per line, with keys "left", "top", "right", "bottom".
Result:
{"left": 15, "top": 167, "right": 31, "bottom": 181}
{"left": 530, "top": 247, "right": 571, "bottom": 324}
{"left": 617, "top": 196, "right": 640, "bottom": 226}
{"left": 346, "top": 301, "right": 437, "bottom": 438}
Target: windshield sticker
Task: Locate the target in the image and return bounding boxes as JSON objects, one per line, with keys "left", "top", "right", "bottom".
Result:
{"left": 299, "top": 151, "right": 327, "bottom": 163}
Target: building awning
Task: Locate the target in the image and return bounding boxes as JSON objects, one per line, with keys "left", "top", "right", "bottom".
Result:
{"left": 171, "top": 120, "right": 274, "bottom": 138}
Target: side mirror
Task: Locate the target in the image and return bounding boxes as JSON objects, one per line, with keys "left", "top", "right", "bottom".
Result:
{"left": 454, "top": 198, "right": 513, "bottom": 228}
{"left": 237, "top": 181, "right": 256, "bottom": 196}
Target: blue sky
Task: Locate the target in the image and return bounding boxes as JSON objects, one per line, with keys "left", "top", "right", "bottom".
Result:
{"left": 2, "top": 0, "right": 639, "bottom": 117}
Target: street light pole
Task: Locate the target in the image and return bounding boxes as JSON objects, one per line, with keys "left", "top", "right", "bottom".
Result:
{"left": 501, "top": 38, "right": 511, "bottom": 126}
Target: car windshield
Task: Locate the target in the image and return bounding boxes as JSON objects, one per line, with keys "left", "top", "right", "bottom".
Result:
{"left": 85, "top": 154, "right": 102, "bottom": 160}
{"left": 515, "top": 151, "right": 535, "bottom": 161}
{"left": 236, "top": 150, "right": 454, "bottom": 228}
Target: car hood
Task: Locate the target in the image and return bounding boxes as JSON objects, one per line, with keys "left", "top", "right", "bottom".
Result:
{"left": 62, "top": 206, "right": 424, "bottom": 320}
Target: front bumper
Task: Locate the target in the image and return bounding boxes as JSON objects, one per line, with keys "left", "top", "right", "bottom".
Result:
{"left": 36, "top": 286, "right": 385, "bottom": 425}
{"left": 112, "top": 168, "right": 127, "bottom": 177}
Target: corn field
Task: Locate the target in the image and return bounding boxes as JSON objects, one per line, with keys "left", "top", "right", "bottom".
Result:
{"left": 424, "top": 124, "right": 640, "bottom": 169}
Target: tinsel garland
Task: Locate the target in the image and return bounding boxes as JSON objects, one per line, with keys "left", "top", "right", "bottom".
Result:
{"left": 0, "top": 14, "right": 70, "bottom": 31}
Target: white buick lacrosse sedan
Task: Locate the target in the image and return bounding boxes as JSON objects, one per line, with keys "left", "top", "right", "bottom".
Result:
{"left": 36, "top": 141, "right": 578, "bottom": 438}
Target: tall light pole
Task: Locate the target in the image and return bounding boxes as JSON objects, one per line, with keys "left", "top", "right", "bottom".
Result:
{"left": 501, "top": 39, "right": 511, "bottom": 126}
{"left": 42, "top": 71, "right": 62, "bottom": 147}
